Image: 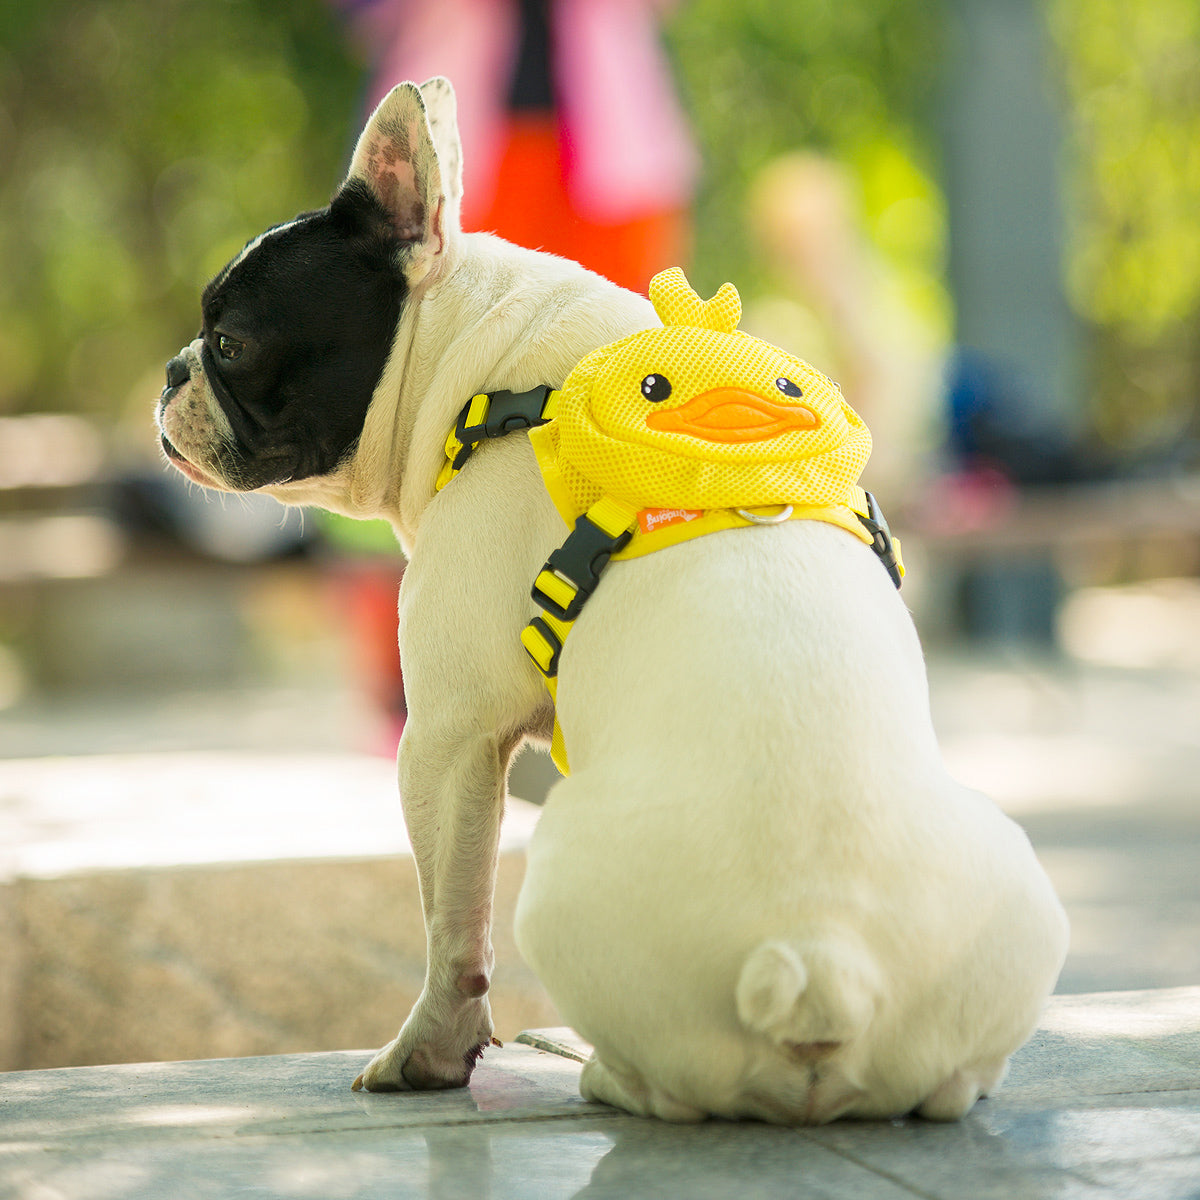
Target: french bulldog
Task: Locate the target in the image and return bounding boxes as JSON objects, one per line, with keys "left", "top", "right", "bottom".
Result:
{"left": 157, "top": 77, "right": 1068, "bottom": 1123}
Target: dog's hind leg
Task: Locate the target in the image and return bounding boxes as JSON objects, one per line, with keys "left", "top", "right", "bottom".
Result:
{"left": 916, "top": 1057, "right": 1009, "bottom": 1121}
{"left": 582, "top": 1056, "right": 707, "bottom": 1123}
{"left": 354, "top": 727, "right": 512, "bottom": 1092}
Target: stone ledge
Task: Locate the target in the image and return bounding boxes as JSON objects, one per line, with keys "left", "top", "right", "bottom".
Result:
{"left": 0, "top": 751, "right": 556, "bottom": 1071}
{"left": 0, "top": 989, "right": 1197, "bottom": 1200}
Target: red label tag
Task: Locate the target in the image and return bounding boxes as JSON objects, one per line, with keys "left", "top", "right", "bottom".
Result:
{"left": 639, "top": 508, "right": 705, "bottom": 535}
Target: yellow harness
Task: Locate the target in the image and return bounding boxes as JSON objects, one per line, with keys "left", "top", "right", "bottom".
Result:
{"left": 436, "top": 268, "right": 904, "bottom": 773}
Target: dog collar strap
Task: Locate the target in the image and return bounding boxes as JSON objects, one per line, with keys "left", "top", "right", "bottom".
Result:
{"left": 436, "top": 385, "right": 559, "bottom": 491}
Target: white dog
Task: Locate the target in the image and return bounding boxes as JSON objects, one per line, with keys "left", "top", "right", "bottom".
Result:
{"left": 156, "top": 77, "right": 1068, "bottom": 1123}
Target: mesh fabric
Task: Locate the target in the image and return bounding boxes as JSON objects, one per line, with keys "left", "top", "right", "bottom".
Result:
{"left": 532, "top": 268, "right": 873, "bottom": 519}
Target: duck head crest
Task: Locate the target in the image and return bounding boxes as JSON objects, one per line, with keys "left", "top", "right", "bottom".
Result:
{"left": 649, "top": 267, "right": 742, "bottom": 334}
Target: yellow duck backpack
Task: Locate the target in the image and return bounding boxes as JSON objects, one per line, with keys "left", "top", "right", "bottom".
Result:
{"left": 437, "top": 268, "right": 903, "bottom": 772}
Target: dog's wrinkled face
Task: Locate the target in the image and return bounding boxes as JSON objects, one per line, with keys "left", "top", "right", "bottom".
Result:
{"left": 157, "top": 181, "right": 406, "bottom": 492}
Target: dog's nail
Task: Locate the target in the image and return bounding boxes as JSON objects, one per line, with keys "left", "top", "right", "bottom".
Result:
{"left": 491, "top": 1036, "right": 503, "bottom": 1048}
{"left": 351, "top": 1073, "right": 365, "bottom": 1092}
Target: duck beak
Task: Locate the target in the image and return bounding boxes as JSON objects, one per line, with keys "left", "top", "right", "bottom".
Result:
{"left": 645, "top": 387, "right": 819, "bottom": 443}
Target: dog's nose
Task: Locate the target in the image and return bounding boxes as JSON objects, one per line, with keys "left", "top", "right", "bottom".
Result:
{"left": 165, "top": 355, "right": 190, "bottom": 390}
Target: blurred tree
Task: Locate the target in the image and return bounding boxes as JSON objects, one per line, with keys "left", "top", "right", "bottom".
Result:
{"left": 664, "top": 0, "right": 952, "bottom": 495}
{"left": 3, "top": 0, "right": 955, "bottom": 425}
{"left": 1050, "top": 0, "right": 1200, "bottom": 450}
{"left": 0, "top": 0, "right": 361, "bottom": 419}
{"left": 7, "top": 0, "right": 1193, "bottom": 463}
{"left": 664, "top": 0, "right": 950, "bottom": 335}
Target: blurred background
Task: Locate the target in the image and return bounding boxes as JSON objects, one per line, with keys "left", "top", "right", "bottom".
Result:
{"left": 2, "top": 0, "right": 1199, "bottom": 1072}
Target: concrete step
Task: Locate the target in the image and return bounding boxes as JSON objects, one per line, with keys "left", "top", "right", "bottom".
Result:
{"left": 1, "top": 989, "right": 1198, "bottom": 1199}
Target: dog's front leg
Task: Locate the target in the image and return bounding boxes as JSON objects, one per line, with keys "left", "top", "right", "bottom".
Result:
{"left": 354, "top": 724, "right": 512, "bottom": 1091}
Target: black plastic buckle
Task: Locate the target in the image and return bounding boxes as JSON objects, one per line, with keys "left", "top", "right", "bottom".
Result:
{"left": 857, "top": 490, "right": 903, "bottom": 590}
{"left": 531, "top": 512, "right": 634, "bottom": 622}
{"left": 451, "top": 386, "right": 554, "bottom": 471}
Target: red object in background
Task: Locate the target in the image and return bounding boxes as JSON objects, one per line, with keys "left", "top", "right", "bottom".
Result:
{"left": 479, "top": 112, "right": 690, "bottom": 294}
{"left": 329, "top": 563, "right": 407, "bottom": 754}
{"left": 332, "top": 0, "right": 697, "bottom": 292}
{"left": 326, "top": 0, "right": 697, "bottom": 750}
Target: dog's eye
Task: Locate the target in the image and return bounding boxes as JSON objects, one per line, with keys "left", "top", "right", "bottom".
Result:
{"left": 218, "top": 335, "right": 244, "bottom": 361}
{"left": 776, "top": 377, "right": 803, "bottom": 398}
{"left": 640, "top": 374, "right": 672, "bottom": 403}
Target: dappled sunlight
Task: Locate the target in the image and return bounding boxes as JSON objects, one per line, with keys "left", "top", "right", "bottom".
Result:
{"left": 125, "top": 1104, "right": 258, "bottom": 1130}
{"left": 1041, "top": 987, "right": 1200, "bottom": 1042}
{"left": 1059, "top": 578, "right": 1200, "bottom": 671}
{"left": 942, "top": 732, "right": 1144, "bottom": 814}
{"left": 0, "top": 751, "right": 542, "bottom": 878}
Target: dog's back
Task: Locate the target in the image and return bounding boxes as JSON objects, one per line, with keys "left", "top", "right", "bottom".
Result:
{"left": 515, "top": 517, "right": 1068, "bottom": 1124}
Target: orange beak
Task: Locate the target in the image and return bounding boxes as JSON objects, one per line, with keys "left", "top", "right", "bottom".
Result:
{"left": 645, "top": 387, "right": 819, "bottom": 443}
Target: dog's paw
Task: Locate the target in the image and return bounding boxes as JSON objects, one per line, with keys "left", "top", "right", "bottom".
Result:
{"left": 351, "top": 1000, "right": 496, "bottom": 1093}
{"left": 351, "top": 1040, "right": 482, "bottom": 1092}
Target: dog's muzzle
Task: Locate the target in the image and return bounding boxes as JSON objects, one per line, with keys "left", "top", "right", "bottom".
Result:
{"left": 161, "top": 353, "right": 190, "bottom": 406}
{"left": 158, "top": 351, "right": 193, "bottom": 462}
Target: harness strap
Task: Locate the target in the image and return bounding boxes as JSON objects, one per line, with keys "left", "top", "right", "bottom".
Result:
{"left": 530, "top": 496, "right": 638, "bottom": 622}
{"left": 521, "top": 496, "right": 637, "bottom": 665}
{"left": 519, "top": 497, "right": 638, "bottom": 774}
{"left": 436, "top": 386, "right": 559, "bottom": 491}
{"left": 854, "top": 490, "right": 905, "bottom": 589}
{"left": 435, "top": 386, "right": 904, "bottom": 775}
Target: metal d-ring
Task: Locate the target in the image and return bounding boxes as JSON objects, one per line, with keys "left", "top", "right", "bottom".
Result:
{"left": 735, "top": 505, "right": 794, "bottom": 525}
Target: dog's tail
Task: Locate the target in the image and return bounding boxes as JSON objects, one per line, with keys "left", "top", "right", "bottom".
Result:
{"left": 735, "top": 932, "right": 882, "bottom": 1055}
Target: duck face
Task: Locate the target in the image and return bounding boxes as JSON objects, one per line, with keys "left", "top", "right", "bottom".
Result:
{"left": 641, "top": 369, "right": 818, "bottom": 443}
{"left": 576, "top": 324, "right": 858, "bottom": 465}
{"left": 554, "top": 323, "right": 872, "bottom": 513}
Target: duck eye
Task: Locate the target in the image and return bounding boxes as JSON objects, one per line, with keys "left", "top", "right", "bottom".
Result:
{"left": 776, "top": 377, "right": 803, "bottom": 398}
{"left": 641, "top": 374, "right": 672, "bottom": 403}
{"left": 218, "top": 335, "right": 244, "bottom": 361}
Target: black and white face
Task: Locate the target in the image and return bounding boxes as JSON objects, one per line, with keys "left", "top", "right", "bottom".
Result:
{"left": 156, "top": 181, "right": 407, "bottom": 492}
{"left": 157, "top": 76, "right": 459, "bottom": 497}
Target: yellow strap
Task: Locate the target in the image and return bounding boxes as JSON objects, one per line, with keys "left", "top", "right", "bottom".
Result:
{"left": 437, "top": 390, "right": 558, "bottom": 492}
{"left": 519, "top": 622, "right": 557, "bottom": 676}
{"left": 608, "top": 501, "right": 871, "bottom": 561}
{"left": 519, "top": 620, "right": 571, "bottom": 773}
{"left": 587, "top": 495, "right": 640, "bottom": 539}
{"left": 550, "top": 716, "right": 569, "bottom": 775}
{"left": 847, "top": 485, "right": 905, "bottom": 581}
{"left": 435, "top": 455, "right": 457, "bottom": 492}
{"left": 521, "top": 501, "right": 636, "bottom": 778}
{"left": 532, "top": 569, "right": 578, "bottom": 615}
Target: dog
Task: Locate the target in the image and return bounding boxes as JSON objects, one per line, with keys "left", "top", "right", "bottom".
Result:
{"left": 157, "top": 77, "right": 1068, "bottom": 1123}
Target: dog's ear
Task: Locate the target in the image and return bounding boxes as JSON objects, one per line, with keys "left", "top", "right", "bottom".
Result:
{"left": 340, "top": 77, "right": 462, "bottom": 287}
{"left": 417, "top": 77, "right": 463, "bottom": 238}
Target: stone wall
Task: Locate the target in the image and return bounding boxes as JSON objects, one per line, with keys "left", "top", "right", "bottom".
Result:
{"left": 1, "top": 788, "right": 558, "bottom": 1071}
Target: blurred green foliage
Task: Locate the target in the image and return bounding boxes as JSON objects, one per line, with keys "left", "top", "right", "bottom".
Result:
{"left": 2, "top": 0, "right": 1197, "bottom": 456}
{"left": 666, "top": 0, "right": 948, "bottom": 313}
{"left": 0, "top": 0, "right": 361, "bottom": 420}
{"left": 0, "top": 0, "right": 950, "bottom": 426}
{"left": 1051, "top": 0, "right": 1200, "bottom": 447}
